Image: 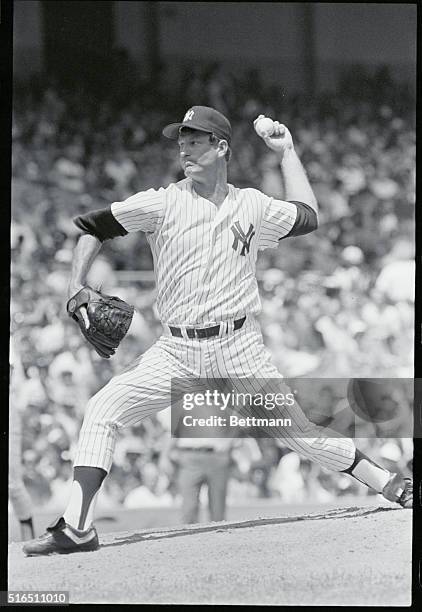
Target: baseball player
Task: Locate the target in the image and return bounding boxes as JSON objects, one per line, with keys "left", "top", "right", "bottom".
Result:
{"left": 167, "top": 436, "right": 235, "bottom": 525}
{"left": 166, "top": 408, "right": 240, "bottom": 524}
{"left": 9, "top": 342, "right": 35, "bottom": 541}
{"left": 24, "top": 106, "right": 412, "bottom": 555}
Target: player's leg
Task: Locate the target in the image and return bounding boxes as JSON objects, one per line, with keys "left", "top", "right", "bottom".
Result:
{"left": 210, "top": 319, "right": 357, "bottom": 471}
{"left": 9, "top": 405, "right": 35, "bottom": 540}
{"left": 64, "top": 336, "right": 199, "bottom": 530}
{"left": 212, "top": 318, "right": 412, "bottom": 507}
{"left": 269, "top": 385, "right": 412, "bottom": 506}
{"left": 259, "top": 384, "right": 410, "bottom": 506}
{"left": 23, "top": 336, "right": 197, "bottom": 555}
{"left": 65, "top": 343, "right": 193, "bottom": 528}
{"left": 177, "top": 450, "right": 205, "bottom": 524}
{"left": 206, "top": 451, "right": 231, "bottom": 522}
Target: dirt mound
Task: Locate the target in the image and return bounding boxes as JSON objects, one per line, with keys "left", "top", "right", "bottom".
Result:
{"left": 8, "top": 505, "right": 411, "bottom": 605}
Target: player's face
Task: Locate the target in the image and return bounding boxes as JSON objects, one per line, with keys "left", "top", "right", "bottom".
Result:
{"left": 178, "top": 129, "right": 219, "bottom": 177}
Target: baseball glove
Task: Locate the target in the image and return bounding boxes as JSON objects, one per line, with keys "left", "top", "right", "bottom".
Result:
{"left": 66, "top": 286, "right": 135, "bottom": 358}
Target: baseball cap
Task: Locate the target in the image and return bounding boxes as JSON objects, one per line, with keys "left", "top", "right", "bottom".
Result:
{"left": 162, "top": 106, "right": 232, "bottom": 144}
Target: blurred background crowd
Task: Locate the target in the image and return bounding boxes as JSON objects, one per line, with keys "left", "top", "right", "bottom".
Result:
{"left": 10, "top": 60, "right": 414, "bottom": 515}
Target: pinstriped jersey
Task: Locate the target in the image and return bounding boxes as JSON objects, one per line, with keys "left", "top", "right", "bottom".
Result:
{"left": 111, "top": 178, "right": 299, "bottom": 326}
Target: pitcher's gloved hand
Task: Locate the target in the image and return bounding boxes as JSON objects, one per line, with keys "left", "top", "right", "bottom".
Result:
{"left": 66, "top": 286, "right": 134, "bottom": 358}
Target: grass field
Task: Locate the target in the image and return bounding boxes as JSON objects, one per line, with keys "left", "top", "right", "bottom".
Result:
{"left": 8, "top": 497, "right": 412, "bottom": 605}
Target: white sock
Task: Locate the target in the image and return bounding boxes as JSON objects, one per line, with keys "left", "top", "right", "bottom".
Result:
{"left": 63, "top": 481, "right": 99, "bottom": 531}
{"left": 351, "top": 459, "right": 391, "bottom": 492}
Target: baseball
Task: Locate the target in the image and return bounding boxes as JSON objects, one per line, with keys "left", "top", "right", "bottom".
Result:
{"left": 255, "top": 117, "right": 275, "bottom": 138}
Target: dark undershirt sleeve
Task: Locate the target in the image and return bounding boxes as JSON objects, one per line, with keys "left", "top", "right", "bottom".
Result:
{"left": 73, "top": 207, "right": 128, "bottom": 242}
{"left": 279, "top": 201, "right": 318, "bottom": 240}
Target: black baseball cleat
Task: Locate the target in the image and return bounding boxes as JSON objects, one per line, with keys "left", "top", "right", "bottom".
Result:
{"left": 22, "top": 517, "right": 99, "bottom": 556}
{"left": 382, "top": 473, "right": 412, "bottom": 508}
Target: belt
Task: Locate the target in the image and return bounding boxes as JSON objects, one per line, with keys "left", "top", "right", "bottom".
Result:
{"left": 169, "top": 316, "right": 246, "bottom": 339}
{"left": 179, "top": 447, "right": 216, "bottom": 452}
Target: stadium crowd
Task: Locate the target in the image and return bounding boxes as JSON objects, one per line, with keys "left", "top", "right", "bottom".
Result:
{"left": 10, "top": 62, "right": 414, "bottom": 513}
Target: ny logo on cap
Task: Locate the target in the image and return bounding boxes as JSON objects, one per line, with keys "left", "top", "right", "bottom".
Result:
{"left": 231, "top": 221, "right": 255, "bottom": 256}
{"left": 184, "top": 109, "right": 195, "bottom": 121}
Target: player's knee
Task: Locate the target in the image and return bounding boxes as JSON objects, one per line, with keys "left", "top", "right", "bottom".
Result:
{"left": 81, "top": 387, "right": 123, "bottom": 433}
{"left": 85, "top": 392, "right": 101, "bottom": 416}
{"left": 85, "top": 386, "right": 117, "bottom": 420}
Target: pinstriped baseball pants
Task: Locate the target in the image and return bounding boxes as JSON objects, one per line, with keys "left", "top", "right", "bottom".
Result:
{"left": 74, "top": 316, "right": 356, "bottom": 473}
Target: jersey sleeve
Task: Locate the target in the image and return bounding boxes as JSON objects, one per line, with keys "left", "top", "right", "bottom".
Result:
{"left": 259, "top": 197, "right": 318, "bottom": 250}
{"left": 73, "top": 207, "right": 128, "bottom": 242}
{"left": 111, "top": 187, "right": 166, "bottom": 233}
{"left": 283, "top": 201, "right": 318, "bottom": 238}
{"left": 258, "top": 197, "right": 298, "bottom": 250}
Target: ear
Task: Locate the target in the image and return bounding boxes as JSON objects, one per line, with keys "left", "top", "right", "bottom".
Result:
{"left": 217, "top": 139, "right": 229, "bottom": 158}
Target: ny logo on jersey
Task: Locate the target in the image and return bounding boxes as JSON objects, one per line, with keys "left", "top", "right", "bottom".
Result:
{"left": 231, "top": 221, "right": 255, "bottom": 256}
{"left": 184, "top": 109, "right": 195, "bottom": 122}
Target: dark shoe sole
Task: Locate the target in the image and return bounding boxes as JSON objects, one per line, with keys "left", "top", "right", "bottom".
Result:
{"left": 23, "top": 538, "right": 99, "bottom": 557}
{"left": 25, "top": 547, "right": 99, "bottom": 556}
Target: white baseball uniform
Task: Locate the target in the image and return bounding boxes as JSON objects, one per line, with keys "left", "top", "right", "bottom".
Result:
{"left": 74, "top": 178, "right": 356, "bottom": 473}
